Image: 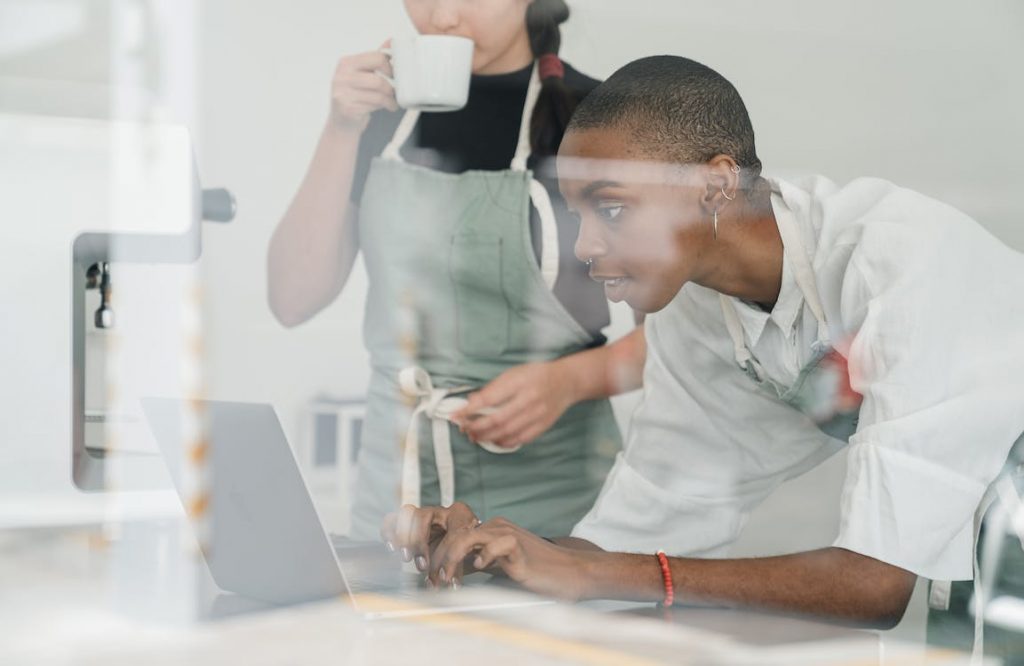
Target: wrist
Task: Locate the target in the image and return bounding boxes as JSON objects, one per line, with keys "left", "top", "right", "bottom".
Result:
{"left": 575, "top": 549, "right": 607, "bottom": 601}
{"left": 323, "top": 117, "right": 365, "bottom": 143}
{"left": 553, "top": 351, "right": 592, "bottom": 406}
{"left": 577, "top": 551, "right": 668, "bottom": 603}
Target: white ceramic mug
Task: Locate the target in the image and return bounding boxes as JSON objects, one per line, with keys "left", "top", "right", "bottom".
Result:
{"left": 384, "top": 35, "right": 474, "bottom": 112}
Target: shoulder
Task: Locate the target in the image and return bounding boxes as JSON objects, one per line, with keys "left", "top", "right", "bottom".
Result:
{"left": 776, "top": 174, "right": 997, "bottom": 277}
{"left": 777, "top": 174, "right": 1023, "bottom": 334}
{"left": 561, "top": 61, "right": 601, "bottom": 97}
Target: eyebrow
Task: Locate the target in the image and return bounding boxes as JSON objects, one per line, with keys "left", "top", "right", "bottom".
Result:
{"left": 581, "top": 180, "right": 623, "bottom": 198}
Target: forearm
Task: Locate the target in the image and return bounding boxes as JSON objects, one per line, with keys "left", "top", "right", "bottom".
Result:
{"left": 559, "top": 327, "right": 646, "bottom": 402}
{"left": 268, "top": 122, "right": 362, "bottom": 326}
{"left": 583, "top": 547, "right": 915, "bottom": 628}
{"left": 551, "top": 536, "right": 605, "bottom": 552}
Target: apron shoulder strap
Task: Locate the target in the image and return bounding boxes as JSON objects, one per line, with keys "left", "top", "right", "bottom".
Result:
{"left": 510, "top": 63, "right": 543, "bottom": 173}
{"left": 772, "top": 192, "right": 830, "bottom": 348}
{"left": 381, "top": 109, "right": 421, "bottom": 162}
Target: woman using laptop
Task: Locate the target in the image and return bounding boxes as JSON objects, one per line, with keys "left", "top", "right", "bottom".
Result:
{"left": 382, "top": 56, "right": 1024, "bottom": 660}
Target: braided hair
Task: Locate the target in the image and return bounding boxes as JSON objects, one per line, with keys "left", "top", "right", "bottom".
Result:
{"left": 526, "top": 0, "right": 580, "bottom": 158}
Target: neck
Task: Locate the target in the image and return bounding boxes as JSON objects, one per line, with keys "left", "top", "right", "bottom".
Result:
{"left": 474, "top": 32, "right": 534, "bottom": 75}
{"left": 694, "top": 180, "right": 784, "bottom": 309}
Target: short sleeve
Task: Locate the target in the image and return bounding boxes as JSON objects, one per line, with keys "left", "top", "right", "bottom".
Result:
{"left": 831, "top": 216, "right": 1024, "bottom": 581}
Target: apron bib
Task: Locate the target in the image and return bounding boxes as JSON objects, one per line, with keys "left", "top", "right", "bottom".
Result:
{"left": 350, "top": 64, "right": 621, "bottom": 539}
{"left": 722, "top": 198, "right": 1024, "bottom": 661}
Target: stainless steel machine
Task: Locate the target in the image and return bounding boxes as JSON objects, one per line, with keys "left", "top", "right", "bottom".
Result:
{"left": 0, "top": 112, "right": 234, "bottom": 525}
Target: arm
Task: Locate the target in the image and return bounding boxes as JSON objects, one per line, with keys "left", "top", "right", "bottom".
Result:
{"left": 563, "top": 324, "right": 646, "bottom": 401}
{"left": 267, "top": 49, "right": 395, "bottom": 327}
{"left": 582, "top": 547, "right": 915, "bottom": 629}
{"left": 428, "top": 520, "right": 916, "bottom": 630}
{"left": 455, "top": 326, "right": 646, "bottom": 448}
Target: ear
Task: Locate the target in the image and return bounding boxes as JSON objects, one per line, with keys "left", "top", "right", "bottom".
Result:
{"left": 700, "top": 154, "right": 741, "bottom": 213}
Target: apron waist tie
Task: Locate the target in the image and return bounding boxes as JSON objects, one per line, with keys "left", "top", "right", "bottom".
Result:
{"left": 398, "top": 367, "right": 521, "bottom": 508}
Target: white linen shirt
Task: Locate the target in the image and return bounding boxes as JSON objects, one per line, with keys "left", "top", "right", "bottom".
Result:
{"left": 572, "top": 175, "right": 1024, "bottom": 581}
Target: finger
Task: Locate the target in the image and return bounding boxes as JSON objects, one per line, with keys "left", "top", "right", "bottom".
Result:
{"left": 473, "top": 534, "right": 518, "bottom": 571}
{"left": 394, "top": 504, "right": 421, "bottom": 561}
{"left": 429, "top": 526, "right": 487, "bottom": 585}
{"left": 340, "top": 70, "right": 394, "bottom": 95}
{"left": 472, "top": 373, "right": 522, "bottom": 412}
{"left": 337, "top": 50, "right": 392, "bottom": 75}
{"left": 339, "top": 92, "right": 398, "bottom": 115}
{"left": 462, "top": 393, "right": 524, "bottom": 436}
{"left": 486, "top": 406, "right": 545, "bottom": 448}
{"left": 333, "top": 81, "right": 395, "bottom": 107}
{"left": 492, "top": 406, "right": 553, "bottom": 448}
{"left": 465, "top": 397, "right": 532, "bottom": 443}
{"left": 406, "top": 509, "right": 439, "bottom": 571}
{"left": 380, "top": 512, "right": 399, "bottom": 550}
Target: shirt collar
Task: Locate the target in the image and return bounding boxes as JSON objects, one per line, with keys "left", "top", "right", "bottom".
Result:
{"left": 767, "top": 188, "right": 804, "bottom": 337}
{"left": 726, "top": 189, "right": 804, "bottom": 345}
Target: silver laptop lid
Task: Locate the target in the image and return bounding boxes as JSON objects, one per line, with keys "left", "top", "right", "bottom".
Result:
{"left": 141, "top": 398, "right": 350, "bottom": 605}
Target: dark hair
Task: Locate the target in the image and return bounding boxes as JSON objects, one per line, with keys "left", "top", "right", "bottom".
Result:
{"left": 568, "top": 55, "right": 762, "bottom": 181}
{"left": 526, "top": 0, "right": 579, "bottom": 158}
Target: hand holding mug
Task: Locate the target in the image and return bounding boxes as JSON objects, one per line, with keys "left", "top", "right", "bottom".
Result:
{"left": 328, "top": 40, "right": 398, "bottom": 133}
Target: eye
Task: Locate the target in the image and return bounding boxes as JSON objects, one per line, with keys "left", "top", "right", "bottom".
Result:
{"left": 596, "top": 203, "right": 624, "bottom": 221}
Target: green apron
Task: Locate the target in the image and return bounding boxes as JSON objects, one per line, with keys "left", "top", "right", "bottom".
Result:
{"left": 350, "top": 64, "right": 621, "bottom": 540}
{"left": 722, "top": 186, "right": 1024, "bottom": 660}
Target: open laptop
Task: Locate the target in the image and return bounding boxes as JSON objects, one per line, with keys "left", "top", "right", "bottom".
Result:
{"left": 140, "top": 398, "right": 552, "bottom": 619}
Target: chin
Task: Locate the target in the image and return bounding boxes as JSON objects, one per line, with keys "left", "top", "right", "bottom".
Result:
{"left": 626, "top": 292, "right": 668, "bottom": 315}
{"left": 634, "top": 284, "right": 682, "bottom": 313}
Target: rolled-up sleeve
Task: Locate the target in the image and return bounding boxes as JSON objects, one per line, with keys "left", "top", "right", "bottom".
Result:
{"left": 832, "top": 222, "right": 1024, "bottom": 580}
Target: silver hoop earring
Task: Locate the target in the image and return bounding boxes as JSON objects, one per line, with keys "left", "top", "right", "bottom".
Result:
{"left": 721, "top": 186, "right": 735, "bottom": 202}
{"left": 585, "top": 258, "right": 593, "bottom": 266}
{"left": 713, "top": 209, "right": 719, "bottom": 240}
{"left": 731, "top": 165, "right": 741, "bottom": 174}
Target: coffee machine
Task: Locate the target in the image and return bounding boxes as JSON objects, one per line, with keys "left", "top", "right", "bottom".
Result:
{"left": 0, "top": 112, "right": 234, "bottom": 525}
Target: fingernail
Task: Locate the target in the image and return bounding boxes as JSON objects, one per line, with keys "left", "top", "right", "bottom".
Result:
{"left": 415, "top": 555, "right": 427, "bottom": 571}
{"left": 385, "top": 541, "right": 395, "bottom": 553}
{"left": 401, "top": 547, "right": 411, "bottom": 561}
{"left": 473, "top": 556, "right": 483, "bottom": 569}
{"left": 439, "top": 567, "right": 448, "bottom": 582}
{"left": 450, "top": 579, "right": 461, "bottom": 591}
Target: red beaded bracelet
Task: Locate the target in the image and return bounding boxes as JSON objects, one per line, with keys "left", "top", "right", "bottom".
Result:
{"left": 656, "top": 550, "right": 674, "bottom": 608}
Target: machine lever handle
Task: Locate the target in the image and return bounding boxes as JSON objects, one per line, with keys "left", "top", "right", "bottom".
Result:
{"left": 202, "top": 188, "right": 236, "bottom": 223}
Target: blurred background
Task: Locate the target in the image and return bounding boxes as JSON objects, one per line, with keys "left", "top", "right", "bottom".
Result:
{"left": 2, "top": 0, "right": 1022, "bottom": 641}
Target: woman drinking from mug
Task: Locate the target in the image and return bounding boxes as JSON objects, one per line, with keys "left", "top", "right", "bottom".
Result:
{"left": 268, "top": 0, "right": 643, "bottom": 541}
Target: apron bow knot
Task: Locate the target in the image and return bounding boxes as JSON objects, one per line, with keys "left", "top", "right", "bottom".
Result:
{"left": 398, "top": 367, "right": 518, "bottom": 509}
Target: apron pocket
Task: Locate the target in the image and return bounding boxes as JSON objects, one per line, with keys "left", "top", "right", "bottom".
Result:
{"left": 450, "top": 233, "right": 510, "bottom": 357}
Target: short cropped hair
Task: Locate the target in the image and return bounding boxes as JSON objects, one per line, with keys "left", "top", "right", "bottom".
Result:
{"left": 568, "top": 55, "right": 762, "bottom": 178}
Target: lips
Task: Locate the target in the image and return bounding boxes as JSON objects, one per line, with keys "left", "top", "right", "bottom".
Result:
{"left": 590, "top": 273, "right": 630, "bottom": 302}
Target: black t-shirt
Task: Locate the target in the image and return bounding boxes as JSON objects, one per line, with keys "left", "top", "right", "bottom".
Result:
{"left": 350, "top": 62, "right": 609, "bottom": 343}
